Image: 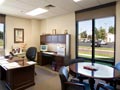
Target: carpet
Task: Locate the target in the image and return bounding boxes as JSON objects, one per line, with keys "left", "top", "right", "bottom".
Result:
{"left": 34, "top": 65, "right": 58, "bottom": 83}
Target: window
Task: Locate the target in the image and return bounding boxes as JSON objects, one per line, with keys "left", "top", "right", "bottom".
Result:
{"left": 76, "top": 16, "right": 115, "bottom": 64}
{"left": 0, "top": 14, "right": 5, "bottom": 56}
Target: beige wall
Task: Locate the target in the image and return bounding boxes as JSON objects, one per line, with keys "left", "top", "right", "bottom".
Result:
{"left": 5, "top": 16, "right": 40, "bottom": 55}
{"left": 39, "top": 1, "right": 120, "bottom": 62}
{"left": 115, "top": 1, "right": 120, "bottom": 63}
{"left": 40, "top": 13, "right": 76, "bottom": 58}
{"left": 4, "top": 1, "right": 120, "bottom": 62}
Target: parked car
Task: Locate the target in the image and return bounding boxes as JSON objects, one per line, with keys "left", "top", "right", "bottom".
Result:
{"left": 91, "top": 41, "right": 101, "bottom": 47}
{"left": 99, "top": 40, "right": 107, "bottom": 45}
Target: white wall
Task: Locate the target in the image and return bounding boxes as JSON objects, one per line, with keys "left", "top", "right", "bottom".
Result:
{"left": 5, "top": 16, "right": 40, "bottom": 55}
{"left": 40, "top": 13, "right": 76, "bottom": 58}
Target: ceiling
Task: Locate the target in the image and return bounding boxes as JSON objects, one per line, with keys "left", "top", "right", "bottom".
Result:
{"left": 0, "top": 0, "right": 118, "bottom": 20}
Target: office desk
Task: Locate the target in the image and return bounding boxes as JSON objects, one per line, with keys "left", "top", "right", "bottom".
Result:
{"left": 0, "top": 57, "right": 35, "bottom": 90}
{"left": 69, "top": 62, "right": 120, "bottom": 90}
{"left": 37, "top": 51, "right": 67, "bottom": 71}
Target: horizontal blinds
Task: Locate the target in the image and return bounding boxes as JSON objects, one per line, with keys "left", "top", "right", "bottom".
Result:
{"left": 0, "top": 14, "right": 5, "bottom": 23}
{"left": 75, "top": 3, "right": 116, "bottom": 21}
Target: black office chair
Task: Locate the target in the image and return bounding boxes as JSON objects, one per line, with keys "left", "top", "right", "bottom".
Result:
{"left": 96, "top": 82, "right": 114, "bottom": 90}
{"left": 26, "top": 47, "right": 37, "bottom": 61}
{"left": 64, "top": 58, "right": 89, "bottom": 82}
{"left": 59, "top": 66, "right": 89, "bottom": 90}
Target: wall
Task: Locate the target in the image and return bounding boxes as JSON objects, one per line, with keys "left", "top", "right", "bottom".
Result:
{"left": 5, "top": 16, "right": 40, "bottom": 55}
{"left": 115, "top": 1, "right": 120, "bottom": 63}
{"left": 39, "top": 1, "right": 120, "bottom": 62}
{"left": 40, "top": 13, "right": 76, "bottom": 58}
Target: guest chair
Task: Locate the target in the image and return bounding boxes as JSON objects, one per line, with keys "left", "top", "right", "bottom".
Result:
{"left": 104, "top": 62, "right": 120, "bottom": 88}
{"left": 64, "top": 58, "right": 88, "bottom": 82}
{"left": 26, "top": 47, "right": 37, "bottom": 61}
{"left": 96, "top": 82, "right": 114, "bottom": 90}
{"left": 59, "top": 66, "right": 89, "bottom": 90}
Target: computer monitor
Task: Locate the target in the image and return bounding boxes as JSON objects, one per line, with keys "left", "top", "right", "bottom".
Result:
{"left": 40, "top": 45, "right": 48, "bottom": 52}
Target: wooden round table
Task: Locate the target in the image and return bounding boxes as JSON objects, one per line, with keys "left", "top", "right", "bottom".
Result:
{"left": 69, "top": 62, "right": 120, "bottom": 90}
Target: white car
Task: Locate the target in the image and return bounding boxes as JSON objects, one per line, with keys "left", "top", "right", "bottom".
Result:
{"left": 100, "top": 40, "right": 107, "bottom": 45}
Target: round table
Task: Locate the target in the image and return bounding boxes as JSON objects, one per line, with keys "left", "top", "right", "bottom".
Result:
{"left": 69, "top": 62, "right": 120, "bottom": 90}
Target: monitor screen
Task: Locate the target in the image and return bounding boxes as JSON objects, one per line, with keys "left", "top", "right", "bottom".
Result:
{"left": 40, "top": 45, "right": 48, "bottom": 52}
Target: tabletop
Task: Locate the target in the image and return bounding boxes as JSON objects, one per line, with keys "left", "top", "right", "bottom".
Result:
{"left": 69, "top": 62, "right": 120, "bottom": 79}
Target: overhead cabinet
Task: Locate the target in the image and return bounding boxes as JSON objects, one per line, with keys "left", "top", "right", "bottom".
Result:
{"left": 40, "top": 34, "right": 68, "bottom": 44}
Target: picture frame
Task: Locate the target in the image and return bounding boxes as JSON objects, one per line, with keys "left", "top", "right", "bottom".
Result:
{"left": 14, "top": 28, "right": 24, "bottom": 43}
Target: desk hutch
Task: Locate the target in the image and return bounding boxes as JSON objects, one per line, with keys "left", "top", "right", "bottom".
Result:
{"left": 37, "top": 34, "right": 71, "bottom": 71}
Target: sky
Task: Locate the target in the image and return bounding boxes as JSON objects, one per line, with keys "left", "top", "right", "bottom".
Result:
{"left": 78, "top": 16, "right": 114, "bottom": 35}
{"left": 0, "top": 23, "right": 4, "bottom": 32}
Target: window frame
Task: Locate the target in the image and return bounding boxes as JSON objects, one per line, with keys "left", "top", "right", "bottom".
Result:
{"left": 75, "top": 16, "right": 116, "bottom": 65}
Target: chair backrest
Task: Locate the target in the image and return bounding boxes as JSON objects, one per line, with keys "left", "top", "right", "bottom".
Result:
{"left": 26, "top": 47, "right": 37, "bottom": 61}
{"left": 114, "top": 62, "right": 120, "bottom": 71}
{"left": 59, "top": 66, "right": 69, "bottom": 90}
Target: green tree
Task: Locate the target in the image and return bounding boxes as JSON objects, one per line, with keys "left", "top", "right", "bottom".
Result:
{"left": 108, "top": 26, "right": 114, "bottom": 34}
{"left": 80, "top": 31, "right": 87, "bottom": 38}
{"left": 99, "top": 27, "right": 106, "bottom": 40}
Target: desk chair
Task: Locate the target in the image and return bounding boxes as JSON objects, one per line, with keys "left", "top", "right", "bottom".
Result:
{"left": 26, "top": 47, "right": 37, "bottom": 61}
{"left": 59, "top": 66, "right": 89, "bottom": 90}
{"left": 26, "top": 47, "right": 37, "bottom": 75}
{"left": 96, "top": 82, "right": 114, "bottom": 90}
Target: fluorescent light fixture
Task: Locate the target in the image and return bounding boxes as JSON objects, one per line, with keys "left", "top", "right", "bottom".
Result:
{"left": 0, "top": 0, "right": 5, "bottom": 5}
{"left": 26, "top": 8, "right": 48, "bottom": 16}
{"left": 73, "top": 0, "right": 82, "bottom": 2}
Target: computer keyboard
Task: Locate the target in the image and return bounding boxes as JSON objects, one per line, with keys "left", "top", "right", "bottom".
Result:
{"left": 43, "top": 52, "right": 54, "bottom": 55}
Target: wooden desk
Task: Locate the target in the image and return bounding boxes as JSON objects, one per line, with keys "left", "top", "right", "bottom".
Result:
{"left": 69, "top": 62, "right": 120, "bottom": 90}
{"left": 0, "top": 57, "right": 35, "bottom": 90}
{"left": 37, "top": 52, "right": 66, "bottom": 71}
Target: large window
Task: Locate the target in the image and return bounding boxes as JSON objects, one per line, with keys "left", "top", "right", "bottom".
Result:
{"left": 0, "top": 23, "right": 5, "bottom": 56}
{"left": 0, "top": 14, "right": 5, "bottom": 56}
{"left": 76, "top": 16, "right": 115, "bottom": 64}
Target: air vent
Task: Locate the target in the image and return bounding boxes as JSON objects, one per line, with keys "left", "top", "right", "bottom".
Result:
{"left": 45, "top": 4, "right": 55, "bottom": 9}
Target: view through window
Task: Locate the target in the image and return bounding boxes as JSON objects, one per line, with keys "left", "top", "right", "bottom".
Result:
{"left": 0, "top": 23, "right": 5, "bottom": 56}
{"left": 77, "top": 16, "right": 115, "bottom": 63}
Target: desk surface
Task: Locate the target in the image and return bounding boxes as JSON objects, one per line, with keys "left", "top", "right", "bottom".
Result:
{"left": 70, "top": 62, "right": 120, "bottom": 79}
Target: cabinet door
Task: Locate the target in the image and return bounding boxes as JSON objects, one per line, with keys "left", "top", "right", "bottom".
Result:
{"left": 40, "top": 35, "right": 46, "bottom": 44}
{"left": 55, "top": 56, "right": 64, "bottom": 71}
{"left": 46, "top": 35, "right": 52, "bottom": 43}
{"left": 52, "top": 35, "right": 58, "bottom": 43}
{"left": 58, "top": 35, "right": 66, "bottom": 43}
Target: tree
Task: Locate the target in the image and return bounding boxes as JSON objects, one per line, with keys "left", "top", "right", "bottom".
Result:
{"left": 108, "top": 26, "right": 114, "bottom": 34}
{"left": 99, "top": 27, "right": 106, "bottom": 40}
{"left": 80, "top": 31, "right": 87, "bottom": 38}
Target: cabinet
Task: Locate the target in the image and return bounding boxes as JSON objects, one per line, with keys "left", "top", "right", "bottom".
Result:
{"left": 40, "top": 34, "right": 68, "bottom": 44}
{"left": 38, "top": 34, "right": 71, "bottom": 71}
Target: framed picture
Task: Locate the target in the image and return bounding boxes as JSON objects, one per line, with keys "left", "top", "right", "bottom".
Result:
{"left": 14, "top": 28, "right": 24, "bottom": 43}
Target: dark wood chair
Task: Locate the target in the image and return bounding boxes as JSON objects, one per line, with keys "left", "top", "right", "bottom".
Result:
{"left": 96, "top": 82, "right": 114, "bottom": 90}
{"left": 59, "top": 66, "right": 89, "bottom": 90}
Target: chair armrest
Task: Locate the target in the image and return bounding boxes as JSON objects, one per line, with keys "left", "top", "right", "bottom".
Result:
{"left": 64, "top": 81, "right": 85, "bottom": 87}
{"left": 96, "top": 82, "right": 114, "bottom": 90}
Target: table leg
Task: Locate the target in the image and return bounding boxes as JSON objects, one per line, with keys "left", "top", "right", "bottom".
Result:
{"left": 89, "top": 78, "right": 95, "bottom": 90}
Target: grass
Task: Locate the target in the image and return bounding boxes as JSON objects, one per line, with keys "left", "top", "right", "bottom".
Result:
{"left": 0, "top": 39, "right": 3, "bottom": 46}
{"left": 78, "top": 46, "right": 114, "bottom": 51}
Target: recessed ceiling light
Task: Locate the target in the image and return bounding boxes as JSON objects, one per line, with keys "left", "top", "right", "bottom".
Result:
{"left": 26, "top": 8, "right": 48, "bottom": 16}
{"left": 73, "top": 0, "right": 82, "bottom": 2}
{"left": 0, "top": 0, "right": 5, "bottom": 5}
